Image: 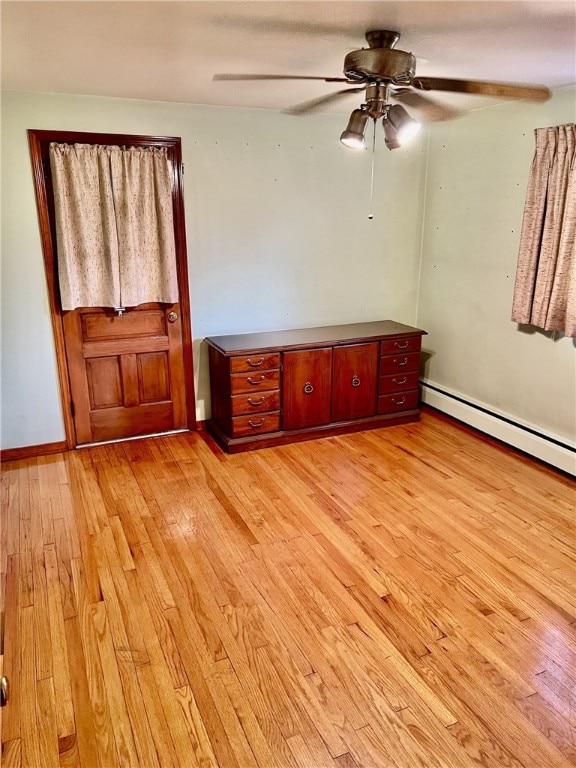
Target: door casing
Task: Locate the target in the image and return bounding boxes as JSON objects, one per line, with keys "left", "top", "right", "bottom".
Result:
{"left": 28, "top": 129, "right": 196, "bottom": 448}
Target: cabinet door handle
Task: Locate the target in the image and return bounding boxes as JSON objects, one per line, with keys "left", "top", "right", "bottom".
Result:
{"left": 247, "top": 396, "right": 266, "bottom": 406}
{"left": 391, "top": 396, "right": 406, "bottom": 406}
{"left": 246, "top": 357, "right": 265, "bottom": 367}
{"left": 248, "top": 418, "right": 266, "bottom": 428}
{"left": 351, "top": 375, "right": 361, "bottom": 388}
{"left": 394, "top": 357, "right": 409, "bottom": 366}
{"left": 303, "top": 382, "right": 314, "bottom": 394}
{"left": 394, "top": 340, "right": 409, "bottom": 349}
{"left": 247, "top": 375, "right": 266, "bottom": 385}
{"left": 392, "top": 376, "right": 407, "bottom": 385}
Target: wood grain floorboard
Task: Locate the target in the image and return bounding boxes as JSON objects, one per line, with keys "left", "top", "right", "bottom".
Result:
{"left": 1, "top": 409, "right": 575, "bottom": 767}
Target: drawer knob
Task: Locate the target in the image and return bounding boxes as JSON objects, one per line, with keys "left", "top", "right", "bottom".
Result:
{"left": 248, "top": 418, "right": 266, "bottom": 428}
{"left": 391, "top": 396, "right": 407, "bottom": 406}
{"left": 247, "top": 375, "right": 266, "bottom": 385}
{"left": 246, "top": 357, "right": 265, "bottom": 367}
{"left": 392, "top": 376, "right": 407, "bottom": 385}
{"left": 394, "top": 357, "right": 409, "bottom": 366}
{"left": 247, "top": 396, "right": 266, "bottom": 406}
{"left": 351, "top": 375, "right": 361, "bottom": 388}
{"left": 394, "top": 340, "right": 409, "bottom": 349}
{"left": 303, "top": 382, "right": 314, "bottom": 394}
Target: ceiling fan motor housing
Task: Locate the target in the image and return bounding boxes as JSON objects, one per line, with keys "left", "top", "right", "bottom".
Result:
{"left": 344, "top": 48, "right": 416, "bottom": 84}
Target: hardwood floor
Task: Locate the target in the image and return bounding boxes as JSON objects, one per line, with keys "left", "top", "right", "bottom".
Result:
{"left": 1, "top": 408, "right": 575, "bottom": 768}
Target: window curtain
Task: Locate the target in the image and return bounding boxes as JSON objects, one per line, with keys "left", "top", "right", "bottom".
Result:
{"left": 511, "top": 124, "right": 576, "bottom": 337}
{"left": 49, "top": 143, "right": 179, "bottom": 310}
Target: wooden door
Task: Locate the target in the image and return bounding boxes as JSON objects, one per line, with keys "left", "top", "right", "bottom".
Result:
{"left": 29, "top": 130, "right": 195, "bottom": 447}
{"left": 283, "top": 348, "right": 332, "bottom": 430}
{"left": 331, "top": 342, "right": 378, "bottom": 422}
{"left": 64, "top": 305, "right": 187, "bottom": 444}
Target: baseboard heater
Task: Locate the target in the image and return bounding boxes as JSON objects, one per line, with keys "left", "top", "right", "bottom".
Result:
{"left": 420, "top": 380, "right": 575, "bottom": 476}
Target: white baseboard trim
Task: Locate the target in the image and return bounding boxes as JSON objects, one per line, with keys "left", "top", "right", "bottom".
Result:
{"left": 420, "top": 382, "right": 575, "bottom": 476}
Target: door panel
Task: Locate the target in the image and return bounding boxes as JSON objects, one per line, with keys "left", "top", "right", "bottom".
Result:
{"left": 138, "top": 352, "right": 170, "bottom": 403}
{"left": 331, "top": 343, "right": 378, "bottom": 422}
{"left": 81, "top": 309, "right": 166, "bottom": 341}
{"left": 90, "top": 403, "right": 174, "bottom": 442}
{"left": 283, "top": 348, "right": 332, "bottom": 430}
{"left": 63, "top": 304, "right": 186, "bottom": 444}
{"left": 86, "top": 357, "right": 123, "bottom": 408}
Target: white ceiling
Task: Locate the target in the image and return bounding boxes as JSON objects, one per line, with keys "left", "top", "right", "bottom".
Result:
{"left": 2, "top": 1, "right": 576, "bottom": 118}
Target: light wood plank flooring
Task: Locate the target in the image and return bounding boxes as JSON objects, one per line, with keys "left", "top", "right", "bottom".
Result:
{"left": 1, "top": 408, "right": 575, "bottom": 768}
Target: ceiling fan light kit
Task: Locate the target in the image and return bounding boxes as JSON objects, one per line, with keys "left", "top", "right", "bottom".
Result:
{"left": 339, "top": 85, "right": 421, "bottom": 151}
{"left": 340, "top": 108, "right": 370, "bottom": 149}
{"left": 340, "top": 103, "right": 421, "bottom": 151}
{"left": 385, "top": 104, "right": 422, "bottom": 143}
{"left": 214, "top": 29, "right": 551, "bottom": 149}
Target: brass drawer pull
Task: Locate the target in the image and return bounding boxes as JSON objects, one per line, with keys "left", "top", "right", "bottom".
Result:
{"left": 247, "top": 375, "right": 266, "bottom": 385}
{"left": 351, "top": 375, "right": 361, "bottom": 388}
{"left": 394, "top": 357, "right": 409, "bottom": 366}
{"left": 246, "top": 357, "right": 265, "bottom": 367}
{"left": 247, "top": 396, "right": 266, "bottom": 406}
{"left": 392, "top": 376, "right": 407, "bottom": 385}
{"left": 303, "top": 382, "right": 314, "bottom": 394}
{"left": 394, "top": 340, "right": 409, "bottom": 349}
{"left": 391, "top": 396, "right": 407, "bottom": 406}
{"left": 248, "top": 418, "right": 266, "bottom": 428}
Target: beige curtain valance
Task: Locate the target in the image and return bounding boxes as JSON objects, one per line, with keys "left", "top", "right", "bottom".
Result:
{"left": 50, "top": 143, "right": 179, "bottom": 311}
{"left": 511, "top": 124, "right": 576, "bottom": 337}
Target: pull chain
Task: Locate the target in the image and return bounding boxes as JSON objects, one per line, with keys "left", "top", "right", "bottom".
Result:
{"left": 368, "top": 118, "right": 376, "bottom": 220}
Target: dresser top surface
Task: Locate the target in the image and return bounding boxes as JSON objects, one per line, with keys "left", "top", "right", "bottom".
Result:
{"left": 205, "top": 320, "right": 426, "bottom": 355}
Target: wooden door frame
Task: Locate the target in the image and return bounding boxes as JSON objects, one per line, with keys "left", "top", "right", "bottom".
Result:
{"left": 28, "top": 129, "right": 196, "bottom": 449}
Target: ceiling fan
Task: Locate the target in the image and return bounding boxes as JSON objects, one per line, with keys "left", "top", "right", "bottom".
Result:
{"left": 214, "top": 30, "right": 551, "bottom": 150}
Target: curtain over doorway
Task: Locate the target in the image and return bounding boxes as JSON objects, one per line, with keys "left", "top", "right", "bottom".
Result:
{"left": 49, "top": 142, "right": 179, "bottom": 311}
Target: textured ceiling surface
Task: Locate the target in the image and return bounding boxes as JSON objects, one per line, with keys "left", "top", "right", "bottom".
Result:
{"left": 3, "top": 1, "right": 576, "bottom": 116}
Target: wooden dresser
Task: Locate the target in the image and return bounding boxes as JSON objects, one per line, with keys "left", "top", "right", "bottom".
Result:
{"left": 205, "top": 320, "right": 427, "bottom": 453}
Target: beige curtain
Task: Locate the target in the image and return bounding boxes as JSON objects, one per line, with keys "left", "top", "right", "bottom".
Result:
{"left": 511, "top": 124, "right": 576, "bottom": 337}
{"left": 50, "top": 143, "right": 178, "bottom": 310}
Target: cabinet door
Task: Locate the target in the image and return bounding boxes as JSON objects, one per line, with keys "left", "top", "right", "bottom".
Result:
{"left": 331, "top": 342, "right": 378, "bottom": 422}
{"left": 283, "top": 348, "right": 332, "bottom": 430}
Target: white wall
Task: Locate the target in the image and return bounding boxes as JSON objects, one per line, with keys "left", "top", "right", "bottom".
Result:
{"left": 417, "top": 89, "right": 576, "bottom": 462}
{"left": 1, "top": 90, "right": 427, "bottom": 448}
{"left": 4, "top": 88, "right": 574, "bottom": 467}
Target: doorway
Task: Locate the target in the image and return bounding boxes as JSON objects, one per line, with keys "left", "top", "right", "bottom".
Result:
{"left": 28, "top": 130, "right": 196, "bottom": 447}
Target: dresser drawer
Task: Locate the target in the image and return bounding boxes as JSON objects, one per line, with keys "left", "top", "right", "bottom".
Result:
{"left": 377, "top": 390, "right": 419, "bottom": 414}
{"left": 380, "top": 336, "right": 421, "bottom": 355}
{"left": 231, "top": 370, "right": 280, "bottom": 395}
{"left": 230, "top": 353, "right": 280, "bottom": 374}
{"left": 231, "top": 412, "right": 281, "bottom": 438}
{"left": 379, "top": 371, "right": 420, "bottom": 394}
{"left": 379, "top": 352, "right": 421, "bottom": 376}
{"left": 231, "top": 390, "right": 280, "bottom": 416}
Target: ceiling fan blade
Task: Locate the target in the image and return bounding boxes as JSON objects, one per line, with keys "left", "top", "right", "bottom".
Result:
{"left": 285, "top": 87, "right": 365, "bottom": 116}
{"left": 392, "top": 89, "right": 462, "bottom": 122}
{"left": 413, "top": 77, "right": 551, "bottom": 102}
{"left": 213, "top": 74, "right": 349, "bottom": 83}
